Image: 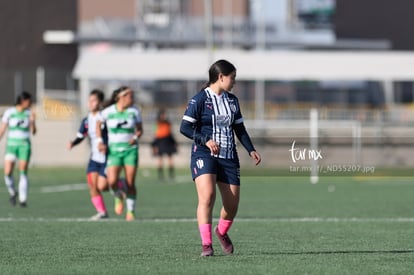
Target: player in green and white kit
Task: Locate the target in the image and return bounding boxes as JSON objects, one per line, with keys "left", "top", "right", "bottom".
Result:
{"left": 0, "top": 91, "right": 36, "bottom": 207}
{"left": 96, "top": 87, "right": 143, "bottom": 221}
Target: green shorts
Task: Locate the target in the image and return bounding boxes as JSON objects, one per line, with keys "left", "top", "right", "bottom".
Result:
{"left": 5, "top": 143, "right": 31, "bottom": 162}
{"left": 107, "top": 147, "right": 139, "bottom": 167}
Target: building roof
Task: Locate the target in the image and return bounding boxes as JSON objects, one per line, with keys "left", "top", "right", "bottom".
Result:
{"left": 73, "top": 48, "right": 414, "bottom": 81}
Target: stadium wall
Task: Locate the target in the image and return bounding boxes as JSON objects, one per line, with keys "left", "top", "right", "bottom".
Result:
{"left": 0, "top": 0, "right": 78, "bottom": 105}
{"left": 335, "top": 0, "right": 414, "bottom": 50}
{"left": 0, "top": 106, "right": 413, "bottom": 171}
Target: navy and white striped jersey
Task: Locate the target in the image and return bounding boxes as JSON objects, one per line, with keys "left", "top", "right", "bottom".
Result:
{"left": 181, "top": 87, "right": 255, "bottom": 159}
{"left": 75, "top": 113, "right": 108, "bottom": 163}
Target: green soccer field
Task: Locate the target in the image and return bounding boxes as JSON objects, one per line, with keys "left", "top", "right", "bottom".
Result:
{"left": 1, "top": 167, "right": 414, "bottom": 274}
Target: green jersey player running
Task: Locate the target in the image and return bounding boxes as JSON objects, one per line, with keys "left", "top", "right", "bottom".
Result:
{"left": 0, "top": 91, "right": 36, "bottom": 207}
{"left": 96, "top": 87, "right": 143, "bottom": 221}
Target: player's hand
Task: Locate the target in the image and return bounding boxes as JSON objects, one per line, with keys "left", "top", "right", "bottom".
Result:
{"left": 67, "top": 142, "right": 73, "bottom": 150}
{"left": 206, "top": 139, "right": 220, "bottom": 155}
{"left": 250, "top": 151, "right": 261, "bottom": 166}
{"left": 98, "top": 143, "right": 107, "bottom": 153}
{"left": 129, "top": 135, "right": 139, "bottom": 145}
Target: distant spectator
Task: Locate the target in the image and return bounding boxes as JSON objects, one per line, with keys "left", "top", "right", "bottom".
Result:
{"left": 151, "top": 109, "right": 177, "bottom": 181}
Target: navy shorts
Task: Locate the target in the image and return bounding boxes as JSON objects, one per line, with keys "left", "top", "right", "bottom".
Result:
{"left": 87, "top": 159, "right": 107, "bottom": 178}
{"left": 191, "top": 155, "right": 240, "bottom": 185}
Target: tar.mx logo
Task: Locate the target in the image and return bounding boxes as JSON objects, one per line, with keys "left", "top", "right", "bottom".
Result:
{"left": 289, "top": 140, "right": 323, "bottom": 163}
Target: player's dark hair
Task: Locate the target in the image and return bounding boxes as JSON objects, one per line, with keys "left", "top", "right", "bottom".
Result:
{"left": 15, "top": 91, "right": 32, "bottom": 105}
{"left": 204, "top": 59, "right": 236, "bottom": 88}
{"left": 103, "top": 86, "right": 129, "bottom": 107}
{"left": 90, "top": 89, "right": 104, "bottom": 103}
{"left": 157, "top": 108, "right": 168, "bottom": 122}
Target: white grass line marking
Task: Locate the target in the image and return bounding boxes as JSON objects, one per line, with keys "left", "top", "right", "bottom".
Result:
{"left": 2, "top": 217, "right": 414, "bottom": 223}
{"left": 39, "top": 178, "right": 191, "bottom": 194}
{"left": 40, "top": 183, "right": 88, "bottom": 193}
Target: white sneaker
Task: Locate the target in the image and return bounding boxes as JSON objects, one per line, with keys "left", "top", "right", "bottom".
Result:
{"left": 90, "top": 212, "right": 108, "bottom": 220}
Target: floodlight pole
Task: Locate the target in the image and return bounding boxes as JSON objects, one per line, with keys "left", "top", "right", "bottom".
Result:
{"left": 204, "top": 0, "right": 214, "bottom": 64}
{"left": 135, "top": 0, "right": 146, "bottom": 41}
{"left": 254, "top": 79, "right": 265, "bottom": 121}
{"left": 36, "top": 67, "right": 45, "bottom": 105}
{"left": 253, "top": 0, "right": 265, "bottom": 122}
{"left": 310, "top": 108, "right": 319, "bottom": 184}
{"left": 223, "top": 0, "right": 233, "bottom": 49}
{"left": 14, "top": 71, "right": 22, "bottom": 100}
{"left": 255, "top": 0, "right": 266, "bottom": 50}
{"left": 79, "top": 78, "right": 90, "bottom": 115}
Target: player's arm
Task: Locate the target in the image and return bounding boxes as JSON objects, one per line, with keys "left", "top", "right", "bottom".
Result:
{"left": 180, "top": 96, "right": 212, "bottom": 145}
{"left": 233, "top": 97, "right": 261, "bottom": 165}
{"left": 0, "top": 110, "right": 10, "bottom": 140}
{"left": 135, "top": 123, "right": 143, "bottom": 138}
{"left": 129, "top": 108, "right": 143, "bottom": 145}
{"left": 68, "top": 118, "right": 87, "bottom": 150}
{"left": 234, "top": 123, "right": 261, "bottom": 165}
{"left": 180, "top": 96, "right": 219, "bottom": 154}
{"left": 180, "top": 120, "right": 210, "bottom": 145}
{"left": 180, "top": 119, "right": 219, "bottom": 154}
{"left": 68, "top": 134, "right": 85, "bottom": 150}
{"left": 0, "top": 122, "right": 8, "bottom": 140}
{"left": 30, "top": 109, "right": 37, "bottom": 135}
{"left": 129, "top": 122, "right": 143, "bottom": 145}
{"left": 96, "top": 120, "right": 107, "bottom": 153}
{"left": 95, "top": 112, "right": 107, "bottom": 153}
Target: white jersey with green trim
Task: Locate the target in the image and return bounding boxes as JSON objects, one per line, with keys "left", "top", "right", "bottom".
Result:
{"left": 2, "top": 107, "right": 31, "bottom": 145}
{"left": 98, "top": 104, "right": 142, "bottom": 152}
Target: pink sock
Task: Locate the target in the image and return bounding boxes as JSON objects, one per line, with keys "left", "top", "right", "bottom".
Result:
{"left": 217, "top": 218, "right": 233, "bottom": 235}
{"left": 198, "top": 224, "right": 212, "bottom": 245}
{"left": 91, "top": 195, "right": 107, "bottom": 214}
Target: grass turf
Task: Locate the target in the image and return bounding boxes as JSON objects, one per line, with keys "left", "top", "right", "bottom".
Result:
{"left": 0, "top": 167, "right": 414, "bottom": 274}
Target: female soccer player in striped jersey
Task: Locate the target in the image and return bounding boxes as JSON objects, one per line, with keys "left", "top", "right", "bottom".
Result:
{"left": 68, "top": 89, "right": 110, "bottom": 220}
{"left": 96, "top": 87, "right": 143, "bottom": 221}
{"left": 0, "top": 91, "right": 36, "bottom": 207}
{"left": 180, "top": 60, "right": 261, "bottom": 256}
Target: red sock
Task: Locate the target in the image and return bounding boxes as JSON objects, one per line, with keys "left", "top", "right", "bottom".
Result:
{"left": 91, "top": 195, "right": 107, "bottom": 214}
{"left": 198, "top": 224, "right": 212, "bottom": 246}
{"left": 217, "top": 218, "right": 233, "bottom": 235}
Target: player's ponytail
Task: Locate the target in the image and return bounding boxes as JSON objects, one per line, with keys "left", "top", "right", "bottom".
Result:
{"left": 204, "top": 59, "right": 236, "bottom": 88}
{"left": 103, "top": 86, "right": 129, "bottom": 108}
{"left": 15, "top": 91, "right": 32, "bottom": 106}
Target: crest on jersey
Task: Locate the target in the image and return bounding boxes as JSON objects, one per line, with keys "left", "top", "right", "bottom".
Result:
{"left": 216, "top": 115, "right": 231, "bottom": 127}
{"left": 116, "top": 120, "right": 128, "bottom": 128}
{"left": 16, "top": 119, "right": 28, "bottom": 127}
{"left": 205, "top": 98, "right": 213, "bottom": 110}
{"left": 230, "top": 103, "right": 237, "bottom": 113}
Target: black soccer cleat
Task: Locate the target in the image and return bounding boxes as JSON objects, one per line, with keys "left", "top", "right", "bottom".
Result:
{"left": 9, "top": 193, "right": 17, "bottom": 206}
{"left": 215, "top": 226, "right": 234, "bottom": 254}
{"left": 201, "top": 244, "right": 214, "bottom": 257}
